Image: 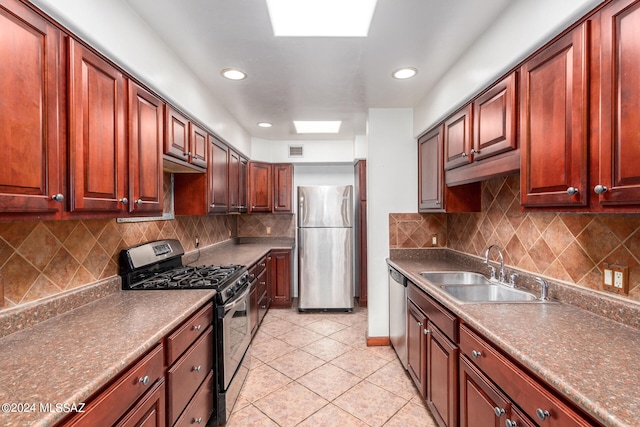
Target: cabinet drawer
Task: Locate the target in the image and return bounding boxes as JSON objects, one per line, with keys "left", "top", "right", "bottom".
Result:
{"left": 64, "top": 344, "right": 164, "bottom": 427}
{"left": 166, "top": 303, "right": 213, "bottom": 365}
{"left": 115, "top": 378, "right": 165, "bottom": 427}
{"left": 408, "top": 282, "right": 457, "bottom": 342}
{"left": 459, "top": 324, "right": 594, "bottom": 427}
{"left": 167, "top": 327, "right": 214, "bottom": 425}
{"left": 173, "top": 370, "right": 214, "bottom": 427}
{"left": 256, "top": 268, "right": 267, "bottom": 297}
{"left": 249, "top": 256, "right": 267, "bottom": 281}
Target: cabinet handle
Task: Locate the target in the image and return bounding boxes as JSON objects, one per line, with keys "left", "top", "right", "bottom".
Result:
{"left": 494, "top": 407, "right": 505, "bottom": 417}
{"left": 260, "top": 304, "right": 267, "bottom": 309}
{"left": 260, "top": 263, "right": 266, "bottom": 267}
{"left": 210, "top": 204, "right": 216, "bottom": 208}
{"left": 193, "top": 417, "right": 203, "bottom": 424}
{"left": 134, "top": 199, "right": 143, "bottom": 205}
{"left": 461, "top": 152, "right": 468, "bottom": 158}
{"left": 417, "top": 322, "right": 423, "bottom": 327}
{"left": 259, "top": 281, "right": 266, "bottom": 285}
{"left": 51, "top": 194, "right": 64, "bottom": 202}
{"left": 423, "top": 328, "right": 430, "bottom": 335}
{"left": 249, "top": 274, "right": 256, "bottom": 279}
{"left": 471, "top": 148, "right": 480, "bottom": 154}
{"left": 536, "top": 408, "right": 551, "bottom": 421}
{"left": 192, "top": 365, "right": 202, "bottom": 372}
{"left": 505, "top": 420, "right": 518, "bottom": 427}
{"left": 435, "top": 200, "right": 440, "bottom": 205}
{"left": 471, "top": 350, "right": 482, "bottom": 359}
{"left": 119, "top": 197, "right": 128, "bottom": 204}
{"left": 192, "top": 324, "right": 202, "bottom": 331}
{"left": 566, "top": 187, "right": 579, "bottom": 195}
{"left": 138, "top": 375, "right": 150, "bottom": 386}
{"left": 594, "top": 184, "right": 608, "bottom": 194}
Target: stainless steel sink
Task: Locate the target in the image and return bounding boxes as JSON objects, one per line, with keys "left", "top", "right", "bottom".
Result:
{"left": 419, "top": 271, "right": 491, "bottom": 285}
{"left": 440, "top": 284, "right": 538, "bottom": 303}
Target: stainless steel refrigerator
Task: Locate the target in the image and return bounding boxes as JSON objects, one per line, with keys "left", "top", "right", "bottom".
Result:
{"left": 298, "top": 185, "right": 353, "bottom": 311}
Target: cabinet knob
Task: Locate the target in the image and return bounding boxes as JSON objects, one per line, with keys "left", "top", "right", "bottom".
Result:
{"left": 134, "top": 199, "right": 143, "bottom": 205}
{"left": 417, "top": 322, "right": 423, "bottom": 327}
{"left": 138, "top": 375, "right": 150, "bottom": 386}
{"left": 435, "top": 200, "right": 440, "bottom": 205}
{"left": 471, "top": 149, "right": 480, "bottom": 154}
{"left": 193, "top": 417, "right": 203, "bottom": 424}
{"left": 51, "top": 194, "right": 64, "bottom": 202}
{"left": 423, "top": 328, "right": 430, "bottom": 335}
{"left": 192, "top": 365, "right": 202, "bottom": 372}
{"left": 183, "top": 152, "right": 189, "bottom": 157}
{"left": 566, "top": 187, "right": 579, "bottom": 195}
{"left": 119, "top": 197, "right": 128, "bottom": 204}
{"left": 471, "top": 350, "right": 482, "bottom": 359}
{"left": 594, "top": 184, "right": 608, "bottom": 194}
{"left": 461, "top": 152, "right": 468, "bottom": 158}
{"left": 210, "top": 204, "right": 216, "bottom": 208}
{"left": 536, "top": 408, "right": 551, "bottom": 421}
{"left": 192, "top": 324, "right": 202, "bottom": 331}
{"left": 506, "top": 420, "right": 518, "bottom": 427}
{"left": 494, "top": 407, "right": 505, "bottom": 417}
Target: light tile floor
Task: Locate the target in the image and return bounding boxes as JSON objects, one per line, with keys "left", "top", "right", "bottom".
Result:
{"left": 226, "top": 303, "right": 439, "bottom": 426}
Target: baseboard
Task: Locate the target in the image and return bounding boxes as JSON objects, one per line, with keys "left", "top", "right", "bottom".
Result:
{"left": 366, "top": 336, "right": 390, "bottom": 346}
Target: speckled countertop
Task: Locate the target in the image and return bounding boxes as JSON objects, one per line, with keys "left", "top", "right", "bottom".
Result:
{"left": 0, "top": 238, "right": 294, "bottom": 427}
{"left": 388, "top": 252, "right": 640, "bottom": 427}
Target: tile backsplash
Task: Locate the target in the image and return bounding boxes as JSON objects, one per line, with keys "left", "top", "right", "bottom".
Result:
{"left": 237, "top": 213, "right": 295, "bottom": 238}
{"left": 391, "top": 175, "right": 640, "bottom": 302}
{"left": 0, "top": 215, "right": 237, "bottom": 310}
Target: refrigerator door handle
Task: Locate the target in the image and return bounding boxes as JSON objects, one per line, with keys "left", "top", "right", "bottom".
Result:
{"left": 299, "top": 228, "right": 303, "bottom": 253}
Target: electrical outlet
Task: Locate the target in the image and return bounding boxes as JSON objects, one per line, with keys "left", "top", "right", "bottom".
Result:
{"left": 266, "top": 226, "right": 272, "bottom": 235}
{"left": 604, "top": 268, "right": 613, "bottom": 286}
{"left": 603, "top": 263, "right": 629, "bottom": 295}
{"left": 195, "top": 236, "right": 199, "bottom": 248}
{"left": 431, "top": 234, "right": 438, "bottom": 246}
{"left": 614, "top": 271, "right": 624, "bottom": 288}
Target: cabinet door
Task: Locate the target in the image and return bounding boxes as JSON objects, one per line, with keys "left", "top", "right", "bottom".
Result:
{"left": 419, "top": 126, "right": 444, "bottom": 211}
{"left": 427, "top": 323, "right": 458, "bottom": 427}
{"left": 473, "top": 72, "right": 517, "bottom": 161}
{"left": 249, "top": 162, "right": 272, "bottom": 212}
{"left": 165, "top": 107, "right": 189, "bottom": 163}
{"left": 459, "top": 357, "right": 510, "bottom": 427}
{"left": 407, "top": 300, "right": 427, "bottom": 397}
{"left": 189, "top": 122, "right": 208, "bottom": 168}
{"left": 520, "top": 23, "right": 588, "bottom": 207}
{"left": 444, "top": 105, "right": 473, "bottom": 170}
{"left": 128, "top": 81, "right": 164, "bottom": 215}
{"left": 273, "top": 163, "right": 293, "bottom": 212}
{"left": 239, "top": 156, "right": 248, "bottom": 213}
{"left": 249, "top": 280, "right": 258, "bottom": 336}
{"left": 115, "top": 379, "right": 166, "bottom": 427}
{"left": 208, "top": 137, "right": 229, "bottom": 213}
{"left": 269, "top": 250, "right": 291, "bottom": 307}
{"left": 599, "top": 0, "right": 640, "bottom": 205}
{"left": 68, "top": 38, "right": 127, "bottom": 213}
{"left": 228, "top": 150, "right": 240, "bottom": 212}
{"left": 0, "top": 0, "right": 64, "bottom": 218}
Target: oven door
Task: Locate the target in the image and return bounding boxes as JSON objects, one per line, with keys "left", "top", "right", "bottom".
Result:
{"left": 221, "top": 282, "right": 252, "bottom": 390}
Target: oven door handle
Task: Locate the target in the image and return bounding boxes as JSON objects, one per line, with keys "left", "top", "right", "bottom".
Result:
{"left": 223, "top": 284, "right": 251, "bottom": 312}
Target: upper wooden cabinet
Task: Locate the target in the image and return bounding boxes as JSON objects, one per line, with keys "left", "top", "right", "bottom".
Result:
{"left": 128, "top": 81, "right": 164, "bottom": 215}
{"left": 165, "top": 106, "right": 206, "bottom": 171}
{"left": 520, "top": 23, "right": 589, "bottom": 207}
{"left": 248, "top": 162, "right": 272, "bottom": 213}
{"left": 68, "top": 38, "right": 128, "bottom": 214}
{"left": 272, "top": 163, "right": 293, "bottom": 213}
{"left": 0, "top": 0, "right": 64, "bottom": 220}
{"left": 229, "top": 150, "right": 248, "bottom": 213}
{"left": 444, "top": 105, "right": 473, "bottom": 171}
{"left": 598, "top": 0, "right": 640, "bottom": 206}
{"left": 473, "top": 72, "right": 517, "bottom": 161}
{"left": 208, "top": 136, "right": 229, "bottom": 214}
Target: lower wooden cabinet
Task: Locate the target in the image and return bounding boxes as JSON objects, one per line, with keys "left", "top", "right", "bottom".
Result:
{"left": 269, "top": 250, "right": 292, "bottom": 308}
{"left": 407, "top": 300, "right": 427, "bottom": 397}
{"left": 116, "top": 379, "right": 166, "bottom": 427}
{"left": 427, "top": 322, "right": 458, "bottom": 427}
{"left": 459, "top": 356, "right": 512, "bottom": 427}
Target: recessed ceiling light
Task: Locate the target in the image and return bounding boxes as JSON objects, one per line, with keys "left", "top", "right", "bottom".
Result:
{"left": 221, "top": 68, "right": 247, "bottom": 80}
{"left": 294, "top": 121, "right": 342, "bottom": 134}
{"left": 266, "top": 0, "right": 378, "bottom": 37}
{"left": 392, "top": 67, "right": 418, "bottom": 80}
{"left": 257, "top": 122, "right": 272, "bottom": 128}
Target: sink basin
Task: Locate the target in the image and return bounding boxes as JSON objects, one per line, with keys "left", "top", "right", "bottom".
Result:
{"left": 420, "top": 271, "right": 491, "bottom": 285}
{"left": 440, "top": 284, "right": 538, "bottom": 303}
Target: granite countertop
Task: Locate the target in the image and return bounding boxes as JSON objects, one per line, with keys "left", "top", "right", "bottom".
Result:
{"left": 388, "top": 254, "right": 640, "bottom": 427}
{"left": 0, "top": 238, "right": 294, "bottom": 427}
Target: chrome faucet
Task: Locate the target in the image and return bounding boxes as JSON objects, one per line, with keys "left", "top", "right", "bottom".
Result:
{"left": 485, "top": 245, "right": 505, "bottom": 284}
{"left": 536, "top": 277, "right": 549, "bottom": 301}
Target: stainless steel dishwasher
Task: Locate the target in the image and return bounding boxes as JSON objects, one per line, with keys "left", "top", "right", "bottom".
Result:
{"left": 388, "top": 265, "right": 408, "bottom": 369}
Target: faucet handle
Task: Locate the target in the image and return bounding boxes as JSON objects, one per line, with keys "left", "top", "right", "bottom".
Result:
{"left": 488, "top": 265, "right": 496, "bottom": 280}
{"left": 509, "top": 273, "right": 519, "bottom": 287}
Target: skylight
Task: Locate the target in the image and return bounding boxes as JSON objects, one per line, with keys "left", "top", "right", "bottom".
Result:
{"left": 294, "top": 121, "right": 342, "bottom": 134}
{"left": 266, "top": 0, "right": 378, "bottom": 37}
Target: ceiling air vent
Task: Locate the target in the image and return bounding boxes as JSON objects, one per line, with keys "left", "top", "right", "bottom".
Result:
{"left": 288, "top": 144, "right": 304, "bottom": 158}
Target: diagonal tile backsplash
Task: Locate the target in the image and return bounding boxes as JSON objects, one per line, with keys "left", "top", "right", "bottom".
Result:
{"left": 391, "top": 174, "right": 640, "bottom": 302}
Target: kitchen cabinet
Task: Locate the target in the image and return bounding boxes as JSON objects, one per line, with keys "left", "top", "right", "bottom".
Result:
{"left": 0, "top": 0, "right": 65, "bottom": 220}
{"left": 248, "top": 256, "right": 269, "bottom": 335}
{"left": 127, "top": 81, "right": 164, "bottom": 215}
{"left": 459, "top": 324, "right": 596, "bottom": 427}
{"left": 209, "top": 136, "right": 230, "bottom": 213}
{"left": 520, "top": 23, "right": 589, "bottom": 207}
{"left": 229, "top": 150, "right": 248, "bottom": 213}
{"left": 68, "top": 38, "right": 128, "bottom": 214}
{"left": 272, "top": 163, "right": 293, "bottom": 212}
{"left": 407, "top": 299, "right": 427, "bottom": 397}
{"left": 115, "top": 379, "right": 166, "bottom": 427}
{"left": 597, "top": 0, "right": 640, "bottom": 206}
{"left": 62, "top": 344, "right": 165, "bottom": 427}
{"left": 444, "top": 105, "right": 473, "bottom": 171}
{"left": 269, "top": 250, "right": 292, "bottom": 308}
{"left": 248, "top": 161, "right": 273, "bottom": 213}
{"left": 354, "top": 160, "right": 367, "bottom": 307}
{"left": 419, "top": 126, "right": 481, "bottom": 213}
{"left": 164, "top": 106, "right": 207, "bottom": 171}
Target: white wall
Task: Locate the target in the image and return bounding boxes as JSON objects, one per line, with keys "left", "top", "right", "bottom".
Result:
{"left": 29, "top": 0, "right": 252, "bottom": 155}
{"left": 251, "top": 138, "right": 356, "bottom": 164}
{"left": 367, "top": 109, "right": 416, "bottom": 338}
{"left": 414, "top": 0, "right": 603, "bottom": 136}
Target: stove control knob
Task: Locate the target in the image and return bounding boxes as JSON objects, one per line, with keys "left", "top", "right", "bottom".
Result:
{"left": 226, "top": 289, "right": 234, "bottom": 298}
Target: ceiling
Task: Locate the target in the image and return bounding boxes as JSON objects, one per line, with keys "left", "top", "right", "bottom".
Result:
{"left": 123, "top": 0, "right": 513, "bottom": 141}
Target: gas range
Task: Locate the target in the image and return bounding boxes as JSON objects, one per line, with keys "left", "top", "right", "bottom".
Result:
{"left": 119, "top": 239, "right": 248, "bottom": 304}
